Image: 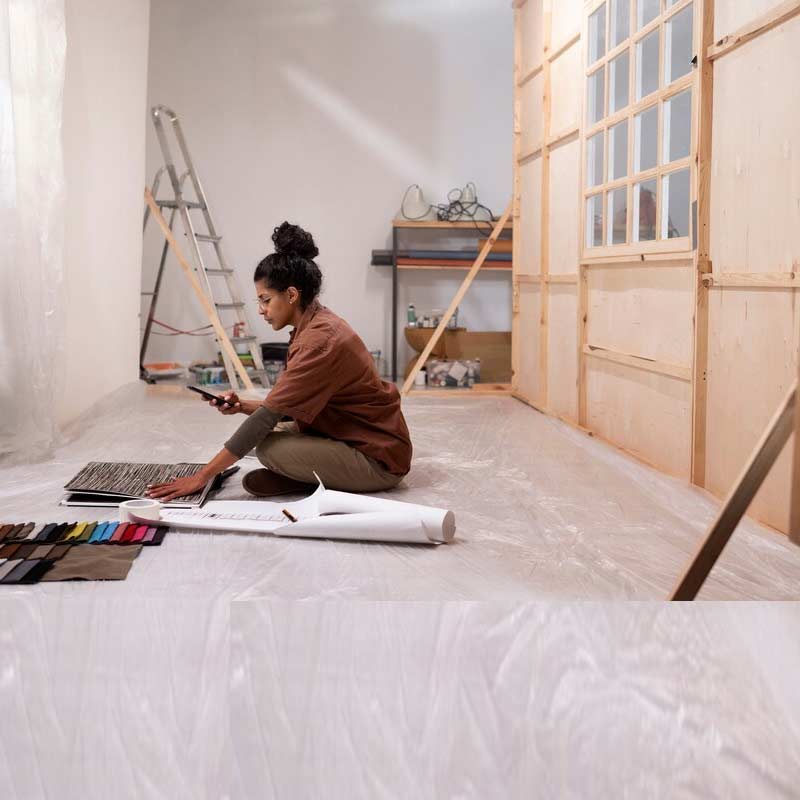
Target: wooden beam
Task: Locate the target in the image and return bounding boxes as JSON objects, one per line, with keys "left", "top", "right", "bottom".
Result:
{"left": 512, "top": 4, "right": 522, "bottom": 396}
{"left": 143, "top": 188, "right": 253, "bottom": 391}
{"left": 545, "top": 274, "right": 578, "bottom": 284}
{"left": 409, "top": 383, "right": 512, "bottom": 398}
{"left": 791, "top": 393, "right": 800, "bottom": 545}
{"left": 691, "top": 0, "right": 714, "bottom": 489}
{"left": 581, "top": 251, "right": 693, "bottom": 266}
{"left": 518, "top": 63, "right": 544, "bottom": 87}
{"left": 583, "top": 344, "right": 693, "bottom": 381}
{"left": 670, "top": 383, "right": 797, "bottom": 599}
{"left": 518, "top": 144, "right": 543, "bottom": 163}
{"left": 547, "top": 124, "right": 580, "bottom": 150}
{"left": 548, "top": 32, "right": 580, "bottom": 64}
{"left": 400, "top": 204, "right": 513, "bottom": 396}
{"left": 539, "top": 0, "right": 553, "bottom": 410}
{"left": 702, "top": 271, "right": 800, "bottom": 288}
{"left": 707, "top": 0, "right": 800, "bottom": 61}
{"left": 392, "top": 219, "right": 512, "bottom": 229}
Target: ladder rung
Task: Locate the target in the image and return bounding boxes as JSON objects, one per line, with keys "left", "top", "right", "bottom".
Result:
{"left": 206, "top": 269, "right": 234, "bottom": 275}
{"left": 231, "top": 336, "right": 257, "bottom": 343}
{"left": 215, "top": 302, "right": 244, "bottom": 309}
{"left": 196, "top": 234, "right": 221, "bottom": 242}
{"left": 157, "top": 200, "right": 205, "bottom": 209}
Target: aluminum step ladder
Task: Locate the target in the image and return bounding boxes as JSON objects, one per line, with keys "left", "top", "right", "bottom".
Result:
{"left": 141, "top": 105, "right": 267, "bottom": 389}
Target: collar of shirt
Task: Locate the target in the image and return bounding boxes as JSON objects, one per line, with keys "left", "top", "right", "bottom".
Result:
{"left": 288, "top": 299, "right": 322, "bottom": 344}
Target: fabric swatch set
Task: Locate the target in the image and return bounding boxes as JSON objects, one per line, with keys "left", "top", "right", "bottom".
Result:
{"left": 0, "top": 521, "right": 169, "bottom": 584}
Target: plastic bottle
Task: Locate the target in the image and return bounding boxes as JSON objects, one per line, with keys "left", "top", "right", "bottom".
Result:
{"left": 407, "top": 304, "right": 417, "bottom": 325}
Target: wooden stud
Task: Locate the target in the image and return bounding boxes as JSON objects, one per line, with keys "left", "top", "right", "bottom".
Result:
{"left": 707, "top": 0, "right": 800, "bottom": 61}
{"left": 512, "top": 4, "right": 523, "bottom": 395}
{"left": 691, "top": 0, "right": 714, "bottom": 488}
{"left": 578, "top": 265, "right": 588, "bottom": 426}
{"left": 791, "top": 325, "right": 800, "bottom": 546}
{"left": 143, "top": 189, "right": 254, "bottom": 391}
{"left": 400, "top": 204, "right": 513, "bottom": 396}
{"left": 670, "top": 382, "right": 797, "bottom": 599}
{"left": 539, "top": 0, "right": 553, "bottom": 408}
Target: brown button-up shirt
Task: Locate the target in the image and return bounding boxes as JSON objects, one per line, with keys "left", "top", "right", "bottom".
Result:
{"left": 264, "top": 301, "right": 412, "bottom": 475}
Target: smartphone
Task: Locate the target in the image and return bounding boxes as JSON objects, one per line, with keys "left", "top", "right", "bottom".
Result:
{"left": 187, "top": 385, "right": 232, "bottom": 406}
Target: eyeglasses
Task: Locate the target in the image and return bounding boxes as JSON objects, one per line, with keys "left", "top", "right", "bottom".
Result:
{"left": 256, "top": 297, "right": 270, "bottom": 309}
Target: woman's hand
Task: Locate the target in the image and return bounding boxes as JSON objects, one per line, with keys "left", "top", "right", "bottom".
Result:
{"left": 210, "top": 391, "right": 242, "bottom": 415}
{"left": 146, "top": 471, "right": 208, "bottom": 502}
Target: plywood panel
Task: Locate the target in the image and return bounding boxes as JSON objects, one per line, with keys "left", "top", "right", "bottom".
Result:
{"left": 547, "top": 286, "right": 578, "bottom": 420}
{"left": 586, "top": 264, "right": 695, "bottom": 364}
{"left": 710, "top": 14, "right": 800, "bottom": 273}
{"left": 715, "top": 0, "right": 790, "bottom": 39}
{"left": 551, "top": 0, "right": 581, "bottom": 52}
{"left": 518, "top": 158, "right": 542, "bottom": 276}
{"left": 548, "top": 139, "right": 580, "bottom": 275}
{"left": 520, "top": 73, "right": 544, "bottom": 154}
{"left": 587, "top": 359, "right": 693, "bottom": 479}
{"left": 517, "top": 283, "right": 543, "bottom": 403}
{"left": 705, "top": 289, "right": 799, "bottom": 533}
{"left": 549, "top": 41, "right": 582, "bottom": 135}
{"left": 519, "top": 0, "right": 544, "bottom": 77}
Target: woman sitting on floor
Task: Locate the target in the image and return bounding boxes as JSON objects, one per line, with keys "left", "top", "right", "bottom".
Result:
{"left": 148, "top": 222, "right": 412, "bottom": 501}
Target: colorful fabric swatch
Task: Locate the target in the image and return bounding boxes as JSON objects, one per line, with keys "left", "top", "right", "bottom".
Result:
{"left": 0, "top": 521, "right": 170, "bottom": 585}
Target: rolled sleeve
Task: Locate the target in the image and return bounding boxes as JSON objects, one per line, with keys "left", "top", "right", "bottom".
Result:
{"left": 224, "top": 405, "right": 282, "bottom": 458}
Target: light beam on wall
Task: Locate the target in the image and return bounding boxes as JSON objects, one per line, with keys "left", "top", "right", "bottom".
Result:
{"left": 281, "top": 63, "right": 443, "bottom": 185}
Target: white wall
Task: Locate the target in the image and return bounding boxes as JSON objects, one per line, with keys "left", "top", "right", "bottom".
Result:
{"left": 59, "top": 0, "right": 151, "bottom": 425}
{"left": 143, "top": 0, "right": 513, "bottom": 376}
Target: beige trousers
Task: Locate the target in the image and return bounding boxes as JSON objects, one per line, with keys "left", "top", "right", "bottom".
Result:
{"left": 255, "top": 423, "right": 404, "bottom": 493}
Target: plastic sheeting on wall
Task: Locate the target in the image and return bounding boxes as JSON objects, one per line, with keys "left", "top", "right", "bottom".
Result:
{"left": 0, "top": 0, "right": 66, "bottom": 460}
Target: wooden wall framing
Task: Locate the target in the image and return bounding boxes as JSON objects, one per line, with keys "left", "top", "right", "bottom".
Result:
{"left": 512, "top": 0, "right": 800, "bottom": 536}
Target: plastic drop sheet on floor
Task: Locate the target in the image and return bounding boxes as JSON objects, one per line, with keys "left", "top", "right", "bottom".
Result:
{"left": 0, "top": 382, "right": 799, "bottom": 798}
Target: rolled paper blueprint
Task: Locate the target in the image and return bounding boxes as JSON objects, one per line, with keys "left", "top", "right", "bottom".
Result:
{"left": 131, "top": 479, "right": 456, "bottom": 545}
{"left": 273, "top": 508, "right": 455, "bottom": 544}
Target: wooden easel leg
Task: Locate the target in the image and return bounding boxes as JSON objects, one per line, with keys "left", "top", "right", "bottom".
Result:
{"left": 670, "top": 382, "right": 797, "bottom": 600}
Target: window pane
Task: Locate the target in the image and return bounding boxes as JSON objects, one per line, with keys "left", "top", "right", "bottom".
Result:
{"left": 609, "top": 120, "right": 628, "bottom": 180}
{"left": 635, "top": 28, "right": 660, "bottom": 100}
{"left": 586, "top": 194, "right": 604, "bottom": 247}
{"left": 587, "top": 68, "right": 605, "bottom": 125}
{"left": 661, "top": 168, "right": 690, "bottom": 239}
{"left": 637, "top": 0, "right": 659, "bottom": 29}
{"left": 588, "top": 3, "right": 607, "bottom": 64}
{"left": 609, "top": 0, "right": 630, "bottom": 47}
{"left": 607, "top": 187, "right": 628, "bottom": 245}
{"left": 633, "top": 178, "right": 657, "bottom": 241}
{"left": 587, "top": 131, "right": 605, "bottom": 187}
{"left": 634, "top": 105, "right": 658, "bottom": 172}
{"left": 665, "top": 3, "right": 694, "bottom": 84}
{"left": 663, "top": 89, "right": 691, "bottom": 163}
{"left": 609, "top": 49, "right": 630, "bottom": 113}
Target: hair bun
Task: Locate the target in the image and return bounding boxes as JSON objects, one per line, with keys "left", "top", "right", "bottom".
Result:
{"left": 272, "top": 221, "right": 319, "bottom": 260}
